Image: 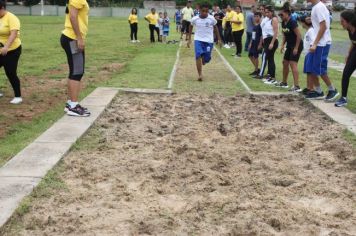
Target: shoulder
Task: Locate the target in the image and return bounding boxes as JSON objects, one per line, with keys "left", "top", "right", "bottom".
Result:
{"left": 7, "top": 12, "right": 20, "bottom": 21}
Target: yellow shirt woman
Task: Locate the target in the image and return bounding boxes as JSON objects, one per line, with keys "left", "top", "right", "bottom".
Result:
{"left": 232, "top": 12, "right": 244, "bottom": 32}
{"left": 0, "top": 11, "right": 21, "bottom": 51}
{"left": 128, "top": 14, "right": 138, "bottom": 24}
{"left": 62, "top": 0, "right": 89, "bottom": 40}
{"left": 145, "top": 12, "right": 159, "bottom": 25}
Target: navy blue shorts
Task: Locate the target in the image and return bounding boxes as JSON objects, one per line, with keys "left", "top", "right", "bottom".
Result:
{"left": 194, "top": 40, "right": 214, "bottom": 64}
{"left": 248, "top": 46, "right": 260, "bottom": 58}
{"left": 303, "top": 53, "right": 313, "bottom": 74}
{"left": 309, "top": 44, "right": 331, "bottom": 76}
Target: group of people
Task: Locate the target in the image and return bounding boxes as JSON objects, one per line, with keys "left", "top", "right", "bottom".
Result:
{"left": 185, "top": 0, "right": 356, "bottom": 108}
{"left": 0, "top": 0, "right": 355, "bottom": 117}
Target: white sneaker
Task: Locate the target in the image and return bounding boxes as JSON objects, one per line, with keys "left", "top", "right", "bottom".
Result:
{"left": 10, "top": 97, "right": 23, "bottom": 104}
{"left": 224, "top": 44, "right": 230, "bottom": 49}
{"left": 136, "top": 40, "right": 140, "bottom": 43}
{"left": 131, "top": 40, "right": 136, "bottom": 43}
{"left": 0, "top": 92, "right": 3, "bottom": 97}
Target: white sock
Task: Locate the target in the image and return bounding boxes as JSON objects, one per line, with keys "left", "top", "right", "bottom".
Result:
{"left": 69, "top": 101, "right": 78, "bottom": 108}
{"left": 328, "top": 85, "right": 335, "bottom": 91}
{"left": 315, "top": 86, "right": 323, "bottom": 93}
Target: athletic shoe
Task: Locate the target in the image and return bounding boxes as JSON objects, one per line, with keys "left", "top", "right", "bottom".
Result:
{"left": 67, "top": 104, "right": 91, "bottom": 117}
{"left": 264, "top": 78, "right": 277, "bottom": 85}
{"left": 64, "top": 102, "right": 89, "bottom": 113}
{"left": 289, "top": 86, "right": 302, "bottom": 93}
{"left": 305, "top": 91, "right": 325, "bottom": 100}
{"left": 262, "top": 74, "right": 271, "bottom": 82}
{"left": 224, "top": 44, "right": 230, "bottom": 49}
{"left": 10, "top": 97, "right": 23, "bottom": 104}
{"left": 301, "top": 88, "right": 310, "bottom": 95}
{"left": 335, "top": 97, "right": 347, "bottom": 107}
{"left": 236, "top": 54, "right": 242, "bottom": 57}
{"left": 136, "top": 40, "right": 140, "bottom": 43}
{"left": 325, "top": 89, "right": 339, "bottom": 102}
{"left": 131, "top": 40, "right": 136, "bottom": 43}
{"left": 275, "top": 82, "right": 289, "bottom": 88}
{"left": 0, "top": 92, "right": 3, "bottom": 97}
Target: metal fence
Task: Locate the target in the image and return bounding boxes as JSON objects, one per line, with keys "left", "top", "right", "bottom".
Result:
{"left": 7, "top": 5, "right": 178, "bottom": 17}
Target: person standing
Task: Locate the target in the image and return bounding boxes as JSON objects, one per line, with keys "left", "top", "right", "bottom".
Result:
{"left": 145, "top": 8, "right": 159, "bottom": 43}
{"left": 231, "top": 5, "right": 244, "bottom": 57}
{"left": 213, "top": 6, "right": 225, "bottom": 44}
{"left": 260, "top": 6, "right": 279, "bottom": 84}
{"left": 306, "top": 0, "right": 338, "bottom": 101}
{"left": 245, "top": 5, "right": 256, "bottom": 52}
{"left": 187, "top": 4, "right": 222, "bottom": 81}
{"left": 181, "top": 1, "right": 194, "bottom": 41}
{"left": 248, "top": 11, "right": 263, "bottom": 77}
{"left": 223, "top": 5, "right": 234, "bottom": 48}
{"left": 61, "top": 0, "right": 90, "bottom": 116}
{"left": 0, "top": 0, "right": 22, "bottom": 104}
{"left": 162, "top": 12, "right": 170, "bottom": 43}
{"left": 174, "top": 7, "right": 182, "bottom": 33}
{"left": 335, "top": 9, "right": 356, "bottom": 107}
{"left": 128, "top": 8, "right": 139, "bottom": 43}
{"left": 275, "top": 2, "right": 303, "bottom": 92}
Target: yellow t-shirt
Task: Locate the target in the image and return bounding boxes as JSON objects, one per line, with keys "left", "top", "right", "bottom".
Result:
{"left": 62, "top": 0, "right": 89, "bottom": 40}
{"left": 128, "top": 14, "right": 138, "bottom": 24}
{"left": 225, "top": 11, "right": 235, "bottom": 22}
{"left": 232, "top": 12, "right": 244, "bottom": 32}
{"left": 181, "top": 7, "right": 194, "bottom": 21}
{"left": 145, "top": 13, "right": 158, "bottom": 25}
{"left": 0, "top": 12, "right": 21, "bottom": 51}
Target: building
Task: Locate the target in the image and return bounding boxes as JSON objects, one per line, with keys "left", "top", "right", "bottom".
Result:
{"left": 273, "top": 0, "right": 298, "bottom": 7}
{"left": 336, "top": 0, "right": 355, "bottom": 9}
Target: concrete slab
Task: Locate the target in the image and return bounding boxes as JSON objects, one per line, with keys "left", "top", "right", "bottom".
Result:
{"left": 0, "top": 142, "right": 72, "bottom": 178}
{"left": 117, "top": 88, "right": 173, "bottom": 94}
{"left": 250, "top": 91, "right": 299, "bottom": 96}
{"left": 0, "top": 177, "right": 41, "bottom": 227}
{"left": 310, "top": 100, "right": 356, "bottom": 128}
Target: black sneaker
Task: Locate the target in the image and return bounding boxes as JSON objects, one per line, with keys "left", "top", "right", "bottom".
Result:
{"left": 301, "top": 88, "right": 310, "bottom": 95}
{"left": 325, "top": 89, "right": 339, "bottom": 102}
{"left": 67, "top": 104, "right": 91, "bottom": 117}
{"left": 335, "top": 97, "right": 347, "bottom": 107}
{"left": 64, "top": 102, "right": 89, "bottom": 113}
{"left": 275, "top": 82, "right": 289, "bottom": 88}
{"left": 305, "top": 91, "right": 325, "bottom": 100}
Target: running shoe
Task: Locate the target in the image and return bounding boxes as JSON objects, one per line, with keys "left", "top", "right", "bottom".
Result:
{"left": 289, "top": 86, "right": 302, "bottom": 93}
{"left": 264, "top": 78, "right": 277, "bottom": 85}
{"left": 67, "top": 104, "right": 91, "bottom": 117}
{"left": 224, "top": 44, "right": 230, "bottom": 49}
{"left": 10, "top": 97, "right": 22, "bottom": 104}
{"left": 275, "top": 82, "right": 289, "bottom": 88}
{"left": 325, "top": 89, "right": 339, "bottom": 102}
{"left": 236, "top": 54, "right": 242, "bottom": 57}
{"left": 305, "top": 91, "right": 325, "bottom": 100}
{"left": 335, "top": 97, "right": 347, "bottom": 107}
{"left": 301, "top": 88, "right": 310, "bottom": 95}
{"left": 65, "top": 102, "right": 89, "bottom": 113}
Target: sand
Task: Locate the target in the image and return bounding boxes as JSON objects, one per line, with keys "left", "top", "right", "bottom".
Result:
{"left": 3, "top": 94, "right": 356, "bottom": 236}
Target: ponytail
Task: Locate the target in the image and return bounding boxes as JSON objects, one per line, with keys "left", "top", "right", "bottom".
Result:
{"left": 65, "top": 0, "right": 69, "bottom": 14}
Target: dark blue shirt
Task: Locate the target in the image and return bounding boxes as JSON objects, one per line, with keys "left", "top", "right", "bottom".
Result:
{"left": 251, "top": 24, "right": 262, "bottom": 47}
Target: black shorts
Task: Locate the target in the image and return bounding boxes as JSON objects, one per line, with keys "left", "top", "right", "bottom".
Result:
{"left": 248, "top": 44, "right": 261, "bottom": 58}
{"left": 60, "top": 34, "right": 85, "bottom": 81}
{"left": 181, "top": 20, "right": 191, "bottom": 34}
{"left": 283, "top": 43, "right": 303, "bottom": 62}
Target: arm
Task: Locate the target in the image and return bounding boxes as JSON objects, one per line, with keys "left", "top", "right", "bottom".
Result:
{"left": 293, "top": 26, "right": 302, "bottom": 55}
{"left": 144, "top": 16, "right": 150, "bottom": 23}
{"left": 69, "top": 6, "right": 84, "bottom": 50}
{"left": 1, "top": 30, "right": 18, "bottom": 56}
{"left": 269, "top": 17, "right": 278, "bottom": 50}
{"left": 280, "top": 34, "right": 286, "bottom": 53}
{"left": 187, "top": 24, "right": 193, "bottom": 48}
{"left": 310, "top": 21, "right": 326, "bottom": 52}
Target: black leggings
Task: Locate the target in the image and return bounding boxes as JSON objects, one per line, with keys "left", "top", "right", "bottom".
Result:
{"left": 260, "top": 37, "right": 278, "bottom": 78}
{"left": 342, "top": 47, "right": 356, "bottom": 97}
{"left": 233, "top": 29, "right": 244, "bottom": 55}
{"left": 224, "top": 23, "right": 233, "bottom": 43}
{"left": 0, "top": 46, "right": 22, "bottom": 97}
{"left": 60, "top": 34, "right": 85, "bottom": 81}
{"left": 149, "top": 24, "right": 159, "bottom": 42}
{"left": 130, "top": 23, "right": 138, "bottom": 40}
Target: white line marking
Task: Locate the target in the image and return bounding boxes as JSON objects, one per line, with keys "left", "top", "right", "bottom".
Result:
{"left": 168, "top": 41, "right": 183, "bottom": 90}
{"left": 215, "top": 48, "right": 252, "bottom": 93}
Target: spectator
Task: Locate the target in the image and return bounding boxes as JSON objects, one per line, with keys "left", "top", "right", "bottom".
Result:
{"left": 245, "top": 5, "right": 256, "bottom": 52}
{"left": 128, "top": 8, "right": 139, "bottom": 43}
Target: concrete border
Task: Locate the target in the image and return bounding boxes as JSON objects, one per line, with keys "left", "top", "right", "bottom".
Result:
{"left": 118, "top": 88, "right": 173, "bottom": 94}
{"left": 168, "top": 41, "right": 182, "bottom": 90}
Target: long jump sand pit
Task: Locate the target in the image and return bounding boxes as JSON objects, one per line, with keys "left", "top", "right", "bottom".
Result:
{"left": 4, "top": 94, "right": 356, "bottom": 235}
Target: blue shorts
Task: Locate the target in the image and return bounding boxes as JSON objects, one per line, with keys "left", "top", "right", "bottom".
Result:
{"left": 163, "top": 31, "right": 169, "bottom": 36}
{"left": 194, "top": 40, "right": 214, "bottom": 64}
{"left": 303, "top": 53, "right": 313, "bottom": 74}
{"left": 309, "top": 44, "right": 331, "bottom": 76}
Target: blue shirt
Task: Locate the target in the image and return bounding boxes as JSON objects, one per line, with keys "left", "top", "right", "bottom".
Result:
{"left": 175, "top": 10, "right": 181, "bottom": 22}
{"left": 246, "top": 12, "right": 254, "bottom": 33}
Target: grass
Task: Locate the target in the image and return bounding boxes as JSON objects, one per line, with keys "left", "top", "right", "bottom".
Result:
{"left": 0, "top": 16, "right": 180, "bottom": 167}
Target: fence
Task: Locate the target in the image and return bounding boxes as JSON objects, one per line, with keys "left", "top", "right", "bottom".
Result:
{"left": 7, "top": 5, "right": 178, "bottom": 17}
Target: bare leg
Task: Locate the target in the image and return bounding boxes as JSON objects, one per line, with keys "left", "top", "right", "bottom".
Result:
{"left": 320, "top": 74, "right": 332, "bottom": 87}
{"left": 290, "top": 61, "right": 299, "bottom": 87}
{"left": 282, "top": 60, "right": 289, "bottom": 83}
{"left": 196, "top": 57, "right": 203, "bottom": 81}
{"left": 68, "top": 79, "right": 80, "bottom": 102}
{"left": 254, "top": 58, "right": 259, "bottom": 71}
{"left": 307, "top": 74, "right": 313, "bottom": 90}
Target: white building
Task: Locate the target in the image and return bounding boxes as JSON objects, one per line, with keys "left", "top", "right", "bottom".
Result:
{"left": 337, "top": 0, "right": 355, "bottom": 9}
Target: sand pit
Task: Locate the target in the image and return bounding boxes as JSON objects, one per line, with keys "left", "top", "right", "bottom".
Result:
{"left": 4, "top": 94, "right": 356, "bottom": 235}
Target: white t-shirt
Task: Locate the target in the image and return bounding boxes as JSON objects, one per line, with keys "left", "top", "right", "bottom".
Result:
{"left": 311, "top": 1, "right": 332, "bottom": 46}
{"left": 182, "top": 7, "right": 194, "bottom": 22}
{"left": 261, "top": 17, "right": 273, "bottom": 39}
{"left": 191, "top": 15, "right": 217, "bottom": 43}
{"left": 304, "top": 27, "right": 315, "bottom": 54}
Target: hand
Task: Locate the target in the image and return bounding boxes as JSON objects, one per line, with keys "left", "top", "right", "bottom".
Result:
{"left": 309, "top": 44, "right": 317, "bottom": 53}
{"left": 0, "top": 46, "right": 9, "bottom": 56}
{"left": 77, "top": 38, "right": 85, "bottom": 51}
{"left": 268, "top": 43, "right": 273, "bottom": 50}
{"left": 293, "top": 48, "right": 298, "bottom": 55}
